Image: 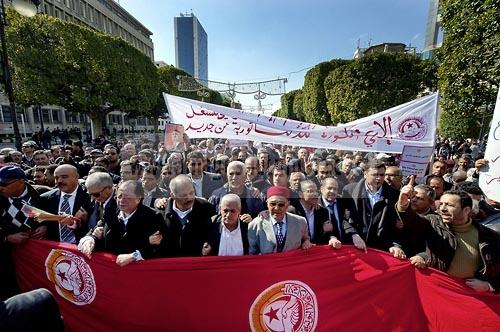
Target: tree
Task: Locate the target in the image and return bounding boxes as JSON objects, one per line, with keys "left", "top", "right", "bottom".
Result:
{"left": 324, "top": 53, "right": 437, "bottom": 124}
{"left": 280, "top": 89, "right": 303, "bottom": 120}
{"left": 301, "top": 59, "right": 349, "bottom": 125}
{"left": 7, "top": 10, "right": 160, "bottom": 138}
{"left": 437, "top": 0, "right": 500, "bottom": 139}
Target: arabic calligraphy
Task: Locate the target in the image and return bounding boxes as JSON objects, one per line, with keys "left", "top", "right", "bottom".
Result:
{"left": 184, "top": 106, "right": 395, "bottom": 147}
{"left": 493, "top": 121, "right": 500, "bottom": 140}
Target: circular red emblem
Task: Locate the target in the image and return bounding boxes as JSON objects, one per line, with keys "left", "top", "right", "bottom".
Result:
{"left": 249, "top": 280, "right": 318, "bottom": 332}
{"left": 398, "top": 117, "right": 428, "bottom": 141}
{"left": 45, "top": 249, "right": 96, "bottom": 305}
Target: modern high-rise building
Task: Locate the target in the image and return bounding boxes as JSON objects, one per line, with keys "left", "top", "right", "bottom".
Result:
{"left": 174, "top": 13, "right": 208, "bottom": 82}
{"left": 422, "top": 0, "right": 443, "bottom": 60}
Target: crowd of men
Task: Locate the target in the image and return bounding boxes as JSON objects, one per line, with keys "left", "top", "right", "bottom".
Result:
{"left": 0, "top": 135, "right": 498, "bottom": 302}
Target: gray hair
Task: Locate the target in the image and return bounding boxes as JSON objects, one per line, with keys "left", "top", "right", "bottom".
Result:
{"left": 169, "top": 174, "right": 195, "bottom": 196}
{"left": 300, "top": 179, "right": 317, "bottom": 192}
{"left": 414, "top": 184, "right": 436, "bottom": 201}
{"left": 227, "top": 161, "right": 246, "bottom": 174}
{"left": 85, "top": 172, "right": 113, "bottom": 191}
{"left": 220, "top": 193, "right": 241, "bottom": 209}
{"left": 119, "top": 180, "right": 144, "bottom": 198}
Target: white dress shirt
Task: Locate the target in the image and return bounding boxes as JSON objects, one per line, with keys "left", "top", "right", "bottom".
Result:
{"left": 218, "top": 223, "right": 244, "bottom": 256}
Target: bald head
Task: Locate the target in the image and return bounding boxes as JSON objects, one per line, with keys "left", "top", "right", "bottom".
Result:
{"left": 54, "top": 164, "right": 79, "bottom": 193}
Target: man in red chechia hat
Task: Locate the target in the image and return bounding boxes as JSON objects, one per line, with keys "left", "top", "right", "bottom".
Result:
{"left": 248, "top": 186, "right": 341, "bottom": 254}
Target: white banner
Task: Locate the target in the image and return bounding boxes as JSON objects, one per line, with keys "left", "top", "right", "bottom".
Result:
{"left": 479, "top": 89, "right": 500, "bottom": 202}
{"left": 164, "top": 92, "right": 439, "bottom": 153}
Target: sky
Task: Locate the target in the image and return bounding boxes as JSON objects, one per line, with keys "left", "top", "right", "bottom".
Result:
{"left": 119, "top": 0, "right": 430, "bottom": 112}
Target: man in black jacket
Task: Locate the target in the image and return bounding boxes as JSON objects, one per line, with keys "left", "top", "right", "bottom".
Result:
{"left": 79, "top": 180, "right": 166, "bottom": 266}
{"left": 342, "top": 159, "right": 405, "bottom": 258}
{"left": 202, "top": 194, "right": 249, "bottom": 256}
{"left": 160, "top": 174, "right": 216, "bottom": 257}
{"left": 397, "top": 187, "right": 500, "bottom": 294}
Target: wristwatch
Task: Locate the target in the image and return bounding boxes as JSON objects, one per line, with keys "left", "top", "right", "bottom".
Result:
{"left": 132, "top": 251, "right": 141, "bottom": 261}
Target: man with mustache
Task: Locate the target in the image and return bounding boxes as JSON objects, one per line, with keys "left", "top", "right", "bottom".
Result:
{"left": 397, "top": 187, "right": 500, "bottom": 293}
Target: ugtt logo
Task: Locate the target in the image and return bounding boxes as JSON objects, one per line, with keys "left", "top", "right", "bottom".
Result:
{"left": 45, "top": 249, "right": 96, "bottom": 305}
{"left": 249, "top": 280, "right": 318, "bottom": 332}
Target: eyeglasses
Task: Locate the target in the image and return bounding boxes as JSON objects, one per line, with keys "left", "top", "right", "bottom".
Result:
{"left": 105, "top": 152, "right": 117, "bottom": 155}
{"left": 89, "top": 187, "right": 108, "bottom": 198}
{"left": 268, "top": 202, "right": 286, "bottom": 208}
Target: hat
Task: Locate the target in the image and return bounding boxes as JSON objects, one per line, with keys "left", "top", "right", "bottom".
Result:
{"left": 267, "top": 186, "right": 290, "bottom": 199}
{"left": 0, "top": 165, "right": 26, "bottom": 185}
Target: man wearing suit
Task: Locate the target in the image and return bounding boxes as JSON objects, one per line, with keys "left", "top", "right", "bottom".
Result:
{"left": 161, "top": 174, "right": 216, "bottom": 257}
{"left": 248, "top": 186, "right": 315, "bottom": 254}
{"left": 141, "top": 165, "right": 169, "bottom": 208}
{"left": 292, "top": 180, "right": 332, "bottom": 244}
{"left": 341, "top": 159, "right": 405, "bottom": 258}
{"left": 209, "top": 161, "right": 265, "bottom": 221}
{"left": 40, "top": 165, "right": 92, "bottom": 244}
{"left": 319, "top": 177, "right": 366, "bottom": 251}
{"left": 80, "top": 172, "right": 118, "bottom": 244}
{"left": 186, "top": 150, "right": 223, "bottom": 199}
{"left": 202, "top": 194, "right": 249, "bottom": 256}
{"left": 79, "top": 180, "right": 167, "bottom": 266}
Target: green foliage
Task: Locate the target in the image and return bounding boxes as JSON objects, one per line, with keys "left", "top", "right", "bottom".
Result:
{"left": 324, "top": 53, "right": 437, "bottom": 124}
{"left": 292, "top": 89, "right": 304, "bottom": 121}
{"left": 437, "top": 0, "right": 500, "bottom": 139}
{"left": 302, "top": 60, "right": 349, "bottom": 125}
{"left": 6, "top": 10, "right": 160, "bottom": 136}
{"left": 280, "top": 89, "right": 302, "bottom": 120}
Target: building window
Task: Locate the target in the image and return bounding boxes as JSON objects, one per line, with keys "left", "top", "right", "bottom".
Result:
{"left": 52, "top": 110, "right": 60, "bottom": 122}
{"left": 2, "top": 106, "right": 12, "bottom": 122}
{"left": 41, "top": 109, "right": 50, "bottom": 123}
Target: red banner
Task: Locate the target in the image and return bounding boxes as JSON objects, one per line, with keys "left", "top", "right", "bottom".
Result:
{"left": 13, "top": 241, "right": 500, "bottom": 332}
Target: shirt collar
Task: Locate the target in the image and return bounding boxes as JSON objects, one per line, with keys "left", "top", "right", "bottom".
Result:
{"left": 365, "top": 183, "right": 383, "bottom": 196}
{"left": 222, "top": 221, "right": 240, "bottom": 233}
{"left": 173, "top": 202, "right": 193, "bottom": 216}
{"left": 271, "top": 215, "right": 287, "bottom": 225}
{"left": 62, "top": 186, "right": 79, "bottom": 198}
{"left": 118, "top": 208, "right": 138, "bottom": 221}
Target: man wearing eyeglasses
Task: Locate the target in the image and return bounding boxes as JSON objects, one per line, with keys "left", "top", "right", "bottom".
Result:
{"left": 0, "top": 165, "right": 46, "bottom": 299}
{"left": 248, "top": 186, "right": 313, "bottom": 254}
{"left": 342, "top": 159, "right": 404, "bottom": 259}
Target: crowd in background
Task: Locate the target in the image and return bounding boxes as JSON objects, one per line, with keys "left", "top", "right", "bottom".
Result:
{"left": 0, "top": 133, "right": 498, "bottom": 303}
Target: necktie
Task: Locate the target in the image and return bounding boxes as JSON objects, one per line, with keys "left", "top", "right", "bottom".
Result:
{"left": 276, "top": 221, "right": 284, "bottom": 253}
{"left": 59, "top": 194, "right": 75, "bottom": 243}
{"left": 97, "top": 203, "right": 104, "bottom": 227}
{"left": 329, "top": 203, "right": 342, "bottom": 241}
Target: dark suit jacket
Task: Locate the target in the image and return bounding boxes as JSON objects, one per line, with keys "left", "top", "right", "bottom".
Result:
{"left": 291, "top": 202, "right": 331, "bottom": 244}
{"left": 208, "top": 184, "right": 265, "bottom": 218}
{"left": 342, "top": 180, "right": 401, "bottom": 250}
{"left": 206, "top": 214, "right": 249, "bottom": 255}
{"left": 162, "top": 197, "right": 216, "bottom": 257}
{"left": 189, "top": 172, "right": 224, "bottom": 199}
{"left": 318, "top": 197, "right": 358, "bottom": 244}
{"left": 40, "top": 185, "right": 92, "bottom": 242}
{"left": 96, "top": 203, "right": 166, "bottom": 258}
{"left": 142, "top": 186, "right": 170, "bottom": 209}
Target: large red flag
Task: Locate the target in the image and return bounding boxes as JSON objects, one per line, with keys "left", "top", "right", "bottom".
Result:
{"left": 12, "top": 240, "right": 500, "bottom": 332}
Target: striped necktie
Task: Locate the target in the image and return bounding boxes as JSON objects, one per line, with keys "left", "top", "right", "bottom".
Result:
{"left": 59, "top": 194, "right": 75, "bottom": 243}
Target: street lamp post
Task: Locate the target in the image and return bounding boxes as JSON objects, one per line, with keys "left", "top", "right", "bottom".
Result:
{"left": 0, "top": 0, "right": 40, "bottom": 151}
